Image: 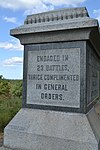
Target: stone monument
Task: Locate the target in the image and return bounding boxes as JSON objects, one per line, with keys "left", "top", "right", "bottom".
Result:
{"left": 4, "top": 7, "right": 100, "bottom": 150}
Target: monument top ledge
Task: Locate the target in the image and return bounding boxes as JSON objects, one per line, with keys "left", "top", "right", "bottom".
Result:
{"left": 10, "top": 7, "right": 99, "bottom": 36}
{"left": 24, "top": 7, "right": 90, "bottom": 25}
{"left": 10, "top": 7, "right": 100, "bottom": 56}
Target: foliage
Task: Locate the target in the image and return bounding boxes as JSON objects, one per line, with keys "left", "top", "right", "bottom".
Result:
{"left": 12, "top": 80, "right": 22, "bottom": 98}
{"left": 0, "top": 79, "right": 10, "bottom": 98}
{"left": 0, "top": 98, "right": 21, "bottom": 132}
{"left": 0, "top": 75, "right": 4, "bottom": 79}
{"left": 0, "top": 78, "right": 22, "bottom": 98}
{"left": 0, "top": 76, "right": 22, "bottom": 132}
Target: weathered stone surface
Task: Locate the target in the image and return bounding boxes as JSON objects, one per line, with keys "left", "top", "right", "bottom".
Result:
{"left": 87, "top": 43, "right": 100, "bottom": 109}
{"left": 24, "top": 7, "right": 89, "bottom": 25}
{"left": 22, "top": 41, "right": 100, "bottom": 113}
{"left": 0, "top": 147, "right": 12, "bottom": 150}
{"left": 10, "top": 7, "right": 98, "bottom": 35}
{"left": 4, "top": 108, "right": 99, "bottom": 150}
{"left": 27, "top": 48, "right": 80, "bottom": 108}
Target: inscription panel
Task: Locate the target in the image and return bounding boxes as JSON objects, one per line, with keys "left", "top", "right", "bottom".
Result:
{"left": 87, "top": 44, "right": 100, "bottom": 106}
{"left": 90, "top": 69, "right": 99, "bottom": 101}
{"left": 27, "top": 48, "right": 80, "bottom": 108}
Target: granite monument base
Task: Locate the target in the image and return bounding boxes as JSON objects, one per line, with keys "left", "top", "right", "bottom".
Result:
{"left": 4, "top": 105, "right": 100, "bottom": 150}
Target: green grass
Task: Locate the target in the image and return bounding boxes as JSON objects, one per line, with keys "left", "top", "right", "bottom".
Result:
{"left": 0, "top": 97, "right": 22, "bottom": 132}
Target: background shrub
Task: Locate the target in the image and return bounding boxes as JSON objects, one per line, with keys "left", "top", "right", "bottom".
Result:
{"left": 0, "top": 75, "right": 22, "bottom": 132}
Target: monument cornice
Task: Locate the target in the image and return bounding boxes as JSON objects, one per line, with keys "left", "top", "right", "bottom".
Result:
{"left": 10, "top": 7, "right": 99, "bottom": 36}
{"left": 24, "top": 7, "right": 89, "bottom": 25}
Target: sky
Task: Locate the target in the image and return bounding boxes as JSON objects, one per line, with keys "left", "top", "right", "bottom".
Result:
{"left": 0, "top": 0, "right": 100, "bottom": 79}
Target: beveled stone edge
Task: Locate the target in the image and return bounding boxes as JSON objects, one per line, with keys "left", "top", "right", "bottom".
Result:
{"left": 10, "top": 18, "right": 98, "bottom": 36}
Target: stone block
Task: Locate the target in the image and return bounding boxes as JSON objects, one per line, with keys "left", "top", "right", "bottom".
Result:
{"left": 4, "top": 108, "right": 100, "bottom": 150}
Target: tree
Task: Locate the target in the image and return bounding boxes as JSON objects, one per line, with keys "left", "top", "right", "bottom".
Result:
{"left": 0, "top": 75, "right": 4, "bottom": 79}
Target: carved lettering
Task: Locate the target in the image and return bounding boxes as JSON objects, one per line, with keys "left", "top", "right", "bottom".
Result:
{"left": 37, "top": 55, "right": 60, "bottom": 62}
{"left": 41, "top": 93, "right": 63, "bottom": 100}
{"left": 27, "top": 48, "right": 80, "bottom": 108}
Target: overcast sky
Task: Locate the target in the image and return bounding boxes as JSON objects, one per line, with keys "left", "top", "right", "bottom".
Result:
{"left": 0, "top": 0, "right": 100, "bottom": 79}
